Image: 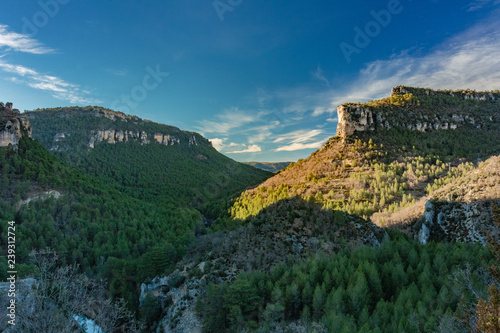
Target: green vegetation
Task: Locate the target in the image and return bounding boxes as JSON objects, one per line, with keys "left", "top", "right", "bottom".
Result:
{"left": 0, "top": 138, "right": 202, "bottom": 308}
{"left": 230, "top": 153, "right": 475, "bottom": 221}
{"left": 229, "top": 88, "right": 499, "bottom": 222}
{"left": 198, "top": 231, "right": 492, "bottom": 332}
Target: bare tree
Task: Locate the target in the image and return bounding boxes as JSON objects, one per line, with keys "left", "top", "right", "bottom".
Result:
{"left": 7, "top": 249, "right": 141, "bottom": 333}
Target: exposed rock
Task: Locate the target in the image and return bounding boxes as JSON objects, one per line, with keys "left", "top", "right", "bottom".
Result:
{"left": 140, "top": 269, "right": 203, "bottom": 333}
{"left": 16, "top": 190, "right": 62, "bottom": 211}
{"left": 336, "top": 105, "right": 375, "bottom": 137}
{"left": 418, "top": 223, "right": 430, "bottom": 245}
{"left": 0, "top": 102, "right": 32, "bottom": 149}
{"left": 391, "top": 86, "right": 500, "bottom": 101}
{"left": 415, "top": 155, "right": 500, "bottom": 244}
{"left": 336, "top": 86, "right": 498, "bottom": 138}
{"left": 188, "top": 136, "right": 198, "bottom": 146}
{"left": 154, "top": 133, "right": 181, "bottom": 146}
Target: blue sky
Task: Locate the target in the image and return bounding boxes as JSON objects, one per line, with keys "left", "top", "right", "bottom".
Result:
{"left": 1, "top": 0, "right": 499, "bottom": 162}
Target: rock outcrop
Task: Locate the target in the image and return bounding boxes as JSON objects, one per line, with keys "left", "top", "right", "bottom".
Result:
{"left": 418, "top": 200, "right": 498, "bottom": 244}
{"left": 416, "top": 155, "right": 500, "bottom": 244}
{"left": 0, "top": 102, "right": 32, "bottom": 148}
{"left": 25, "top": 106, "right": 209, "bottom": 151}
{"left": 89, "top": 129, "right": 153, "bottom": 148}
{"left": 391, "top": 86, "right": 500, "bottom": 101}
{"left": 336, "top": 86, "right": 499, "bottom": 138}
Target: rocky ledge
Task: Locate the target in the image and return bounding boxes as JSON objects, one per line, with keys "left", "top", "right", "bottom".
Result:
{"left": 336, "top": 86, "right": 499, "bottom": 138}
{"left": 0, "top": 102, "right": 32, "bottom": 149}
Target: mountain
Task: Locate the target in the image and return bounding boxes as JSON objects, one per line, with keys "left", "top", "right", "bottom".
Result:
{"left": 139, "top": 86, "right": 499, "bottom": 332}
{"left": 0, "top": 102, "right": 271, "bottom": 318}
{"left": 25, "top": 106, "right": 271, "bottom": 216}
{"left": 2, "top": 89, "right": 499, "bottom": 332}
{"left": 230, "top": 86, "right": 500, "bottom": 226}
{"left": 243, "top": 161, "right": 293, "bottom": 172}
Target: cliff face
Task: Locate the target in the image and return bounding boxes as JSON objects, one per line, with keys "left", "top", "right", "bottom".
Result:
{"left": 417, "top": 155, "right": 500, "bottom": 245}
{"left": 336, "top": 86, "right": 500, "bottom": 138}
{"left": 25, "top": 107, "right": 204, "bottom": 151}
{"left": 0, "top": 102, "right": 32, "bottom": 148}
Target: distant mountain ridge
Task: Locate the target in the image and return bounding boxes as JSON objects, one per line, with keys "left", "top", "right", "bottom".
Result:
{"left": 25, "top": 105, "right": 271, "bottom": 204}
{"left": 25, "top": 106, "right": 207, "bottom": 152}
{"left": 243, "top": 161, "right": 292, "bottom": 172}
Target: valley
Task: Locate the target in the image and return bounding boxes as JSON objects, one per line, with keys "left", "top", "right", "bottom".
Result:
{"left": 0, "top": 86, "right": 499, "bottom": 332}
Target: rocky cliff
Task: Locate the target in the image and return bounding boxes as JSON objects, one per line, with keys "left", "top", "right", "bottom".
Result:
{"left": 416, "top": 155, "right": 500, "bottom": 245}
{"left": 0, "top": 102, "right": 32, "bottom": 148}
{"left": 336, "top": 86, "right": 499, "bottom": 138}
{"left": 25, "top": 106, "right": 205, "bottom": 151}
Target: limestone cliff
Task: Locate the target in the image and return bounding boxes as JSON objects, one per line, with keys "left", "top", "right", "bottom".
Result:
{"left": 0, "top": 102, "right": 32, "bottom": 148}
{"left": 336, "top": 86, "right": 499, "bottom": 138}
{"left": 25, "top": 106, "right": 206, "bottom": 151}
{"left": 416, "top": 155, "right": 500, "bottom": 245}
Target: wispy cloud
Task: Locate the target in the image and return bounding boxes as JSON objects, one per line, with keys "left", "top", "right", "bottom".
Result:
{"left": 227, "top": 144, "right": 262, "bottom": 154}
{"left": 312, "top": 65, "right": 329, "bottom": 87}
{"left": 106, "top": 68, "right": 128, "bottom": 76}
{"left": 0, "top": 60, "right": 101, "bottom": 105}
{"left": 467, "top": 0, "right": 500, "bottom": 11}
{"left": 0, "top": 25, "right": 54, "bottom": 54}
{"left": 275, "top": 140, "right": 326, "bottom": 152}
{"left": 273, "top": 129, "right": 328, "bottom": 152}
{"left": 201, "top": 13, "right": 500, "bottom": 158}
{"left": 273, "top": 129, "right": 323, "bottom": 144}
{"left": 196, "top": 107, "right": 262, "bottom": 135}
{"left": 345, "top": 15, "right": 500, "bottom": 99}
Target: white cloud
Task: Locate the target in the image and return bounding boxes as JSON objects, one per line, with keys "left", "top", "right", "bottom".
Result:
{"left": 106, "top": 68, "right": 128, "bottom": 76}
{"left": 273, "top": 129, "right": 329, "bottom": 152}
{"left": 467, "top": 0, "right": 500, "bottom": 11}
{"left": 273, "top": 129, "right": 323, "bottom": 144}
{"left": 227, "top": 144, "right": 262, "bottom": 154}
{"left": 312, "top": 65, "right": 329, "bottom": 87}
{"left": 201, "top": 13, "right": 500, "bottom": 157}
{"left": 209, "top": 137, "right": 239, "bottom": 151}
{"left": 0, "top": 25, "right": 54, "bottom": 54}
{"left": 209, "top": 138, "right": 226, "bottom": 151}
{"left": 196, "top": 107, "right": 261, "bottom": 134}
{"left": 275, "top": 140, "right": 326, "bottom": 152}
{"left": 248, "top": 131, "right": 271, "bottom": 144}
{"left": 341, "top": 14, "right": 500, "bottom": 101}
{"left": 0, "top": 60, "right": 101, "bottom": 105}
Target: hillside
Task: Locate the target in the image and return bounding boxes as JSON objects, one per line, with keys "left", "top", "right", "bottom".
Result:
{"left": 25, "top": 106, "right": 271, "bottom": 216}
{"left": 230, "top": 87, "right": 500, "bottom": 227}
{"left": 0, "top": 102, "right": 271, "bottom": 325}
{"left": 136, "top": 86, "right": 500, "bottom": 332}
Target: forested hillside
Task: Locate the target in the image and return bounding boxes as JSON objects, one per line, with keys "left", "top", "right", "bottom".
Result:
{"left": 145, "top": 87, "right": 500, "bottom": 332}
{"left": 230, "top": 87, "right": 500, "bottom": 225}
{"left": 26, "top": 107, "right": 271, "bottom": 217}
{"left": 0, "top": 105, "right": 271, "bottom": 322}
